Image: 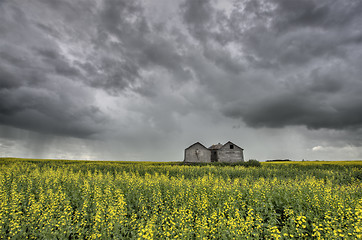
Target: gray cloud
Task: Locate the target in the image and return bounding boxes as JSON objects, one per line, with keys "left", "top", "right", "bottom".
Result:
{"left": 0, "top": 0, "right": 108, "bottom": 138}
{"left": 181, "top": 0, "right": 362, "bottom": 137}
{"left": 1, "top": 0, "right": 362, "bottom": 160}
{"left": 182, "top": 0, "right": 215, "bottom": 41}
{"left": 0, "top": 0, "right": 194, "bottom": 138}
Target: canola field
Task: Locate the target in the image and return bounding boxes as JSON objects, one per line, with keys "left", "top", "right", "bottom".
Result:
{"left": 0, "top": 158, "right": 361, "bottom": 239}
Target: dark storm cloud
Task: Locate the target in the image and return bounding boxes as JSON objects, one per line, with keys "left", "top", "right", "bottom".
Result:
{"left": 226, "top": 92, "right": 362, "bottom": 130}
{"left": 181, "top": 0, "right": 362, "bottom": 136}
{"left": 87, "top": 0, "right": 191, "bottom": 93}
{"left": 0, "top": 0, "right": 192, "bottom": 139}
{"left": 0, "top": 0, "right": 108, "bottom": 137}
{"left": 1, "top": 0, "right": 362, "bottom": 156}
{"left": 238, "top": 0, "right": 362, "bottom": 67}
{"left": 0, "top": 75, "right": 106, "bottom": 138}
{"left": 273, "top": 0, "right": 362, "bottom": 29}
{"left": 182, "top": 0, "right": 214, "bottom": 41}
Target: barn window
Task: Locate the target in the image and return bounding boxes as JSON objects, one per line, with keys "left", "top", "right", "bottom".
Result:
{"left": 230, "top": 144, "right": 234, "bottom": 149}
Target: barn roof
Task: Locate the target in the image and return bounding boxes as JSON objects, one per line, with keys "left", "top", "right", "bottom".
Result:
{"left": 208, "top": 143, "right": 223, "bottom": 150}
{"left": 185, "top": 141, "right": 244, "bottom": 151}
{"left": 221, "top": 141, "right": 244, "bottom": 150}
{"left": 185, "top": 142, "right": 209, "bottom": 150}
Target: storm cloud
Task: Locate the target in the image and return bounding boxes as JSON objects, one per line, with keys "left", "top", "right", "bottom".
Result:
{"left": 181, "top": 0, "right": 362, "bottom": 132}
{"left": 1, "top": 0, "right": 362, "bottom": 160}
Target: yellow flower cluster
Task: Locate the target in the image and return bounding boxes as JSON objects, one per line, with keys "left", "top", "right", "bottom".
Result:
{"left": 0, "top": 158, "right": 361, "bottom": 239}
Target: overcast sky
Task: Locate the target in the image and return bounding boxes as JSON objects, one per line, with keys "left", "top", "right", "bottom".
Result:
{"left": 1, "top": 0, "right": 362, "bottom": 161}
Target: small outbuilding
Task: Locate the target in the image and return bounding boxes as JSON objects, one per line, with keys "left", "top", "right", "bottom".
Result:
{"left": 215, "top": 141, "right": 244, "bottom": 163}
{"left": 184, "top": 141, "right": 244, "bottom": 163}
{"left": 184, "top": 142, "right": 211, "bottom": 163}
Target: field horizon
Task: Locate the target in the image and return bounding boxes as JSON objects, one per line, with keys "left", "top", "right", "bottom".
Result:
{"left": 1, "top": 157, "right": 362, "bottom": 163}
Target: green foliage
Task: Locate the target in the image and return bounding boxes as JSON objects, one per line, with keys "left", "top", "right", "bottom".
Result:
{"left": 245, "top": 159, "right": 261, "bottom": 167}
{"left": 181, "top": 159, "right": 261, "bottom": 167}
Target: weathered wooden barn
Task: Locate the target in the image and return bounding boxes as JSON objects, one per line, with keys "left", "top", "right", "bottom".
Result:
{"left": 184, "top": 141, "right": 244, "bottom": 163}
{"left": 184, "top": 142, "right": 211, "bottom": 163}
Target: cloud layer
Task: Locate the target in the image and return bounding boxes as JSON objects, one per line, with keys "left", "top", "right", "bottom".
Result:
{"left": 1, "top": 0, "right": 362, "bottom": 160}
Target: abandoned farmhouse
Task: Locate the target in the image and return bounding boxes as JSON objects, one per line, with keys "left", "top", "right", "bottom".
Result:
{"left": 184, "top": 141, "right": 244, "bottom": 163}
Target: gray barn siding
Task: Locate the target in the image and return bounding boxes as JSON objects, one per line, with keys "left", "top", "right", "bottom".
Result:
{"left": 184, "top": 143, "right": 211, "bottom": 163}
{"left": 217, "top": 142, "right": 244, "bottom": 163}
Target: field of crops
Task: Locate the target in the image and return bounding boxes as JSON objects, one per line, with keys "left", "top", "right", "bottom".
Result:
{"left": 0, "top": 158, "right": 361, "bottom": 239}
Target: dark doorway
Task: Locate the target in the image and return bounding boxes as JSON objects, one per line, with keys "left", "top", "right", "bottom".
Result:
{"left": 211, "top": 151, "right": 218, "bottom": 162}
